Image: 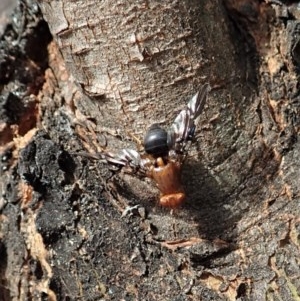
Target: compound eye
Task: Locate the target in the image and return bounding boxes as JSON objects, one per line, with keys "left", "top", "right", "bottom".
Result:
{"left": 144, "top": 124, "right": 169, "bottom": 157}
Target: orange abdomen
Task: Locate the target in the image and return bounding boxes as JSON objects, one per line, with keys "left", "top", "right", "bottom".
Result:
{"left": 150, "top": 159, "right": 185, "bottom": 207}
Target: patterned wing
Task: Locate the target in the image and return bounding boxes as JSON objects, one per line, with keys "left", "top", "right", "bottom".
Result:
{"left": 102, "top": 148, "right": 151, "bottom": 175}
{"left": 167, "top": 83, "right": 210, "bottom": 153}
{"left": 74, "top": 148, "right": 151, "bottom": 176}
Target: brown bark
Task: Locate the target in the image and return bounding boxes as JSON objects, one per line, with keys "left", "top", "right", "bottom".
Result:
{"left": 0, "top": 0, "right": 299, "bottom": 300}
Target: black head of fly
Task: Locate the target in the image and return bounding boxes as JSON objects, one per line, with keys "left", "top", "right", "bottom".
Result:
{"left": 143, "top": 124, "right": 169, "bottom": 158}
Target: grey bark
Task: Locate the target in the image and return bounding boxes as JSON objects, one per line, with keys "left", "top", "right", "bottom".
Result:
{"left": 0, "top": 0, "right": 299, "bottom": 300}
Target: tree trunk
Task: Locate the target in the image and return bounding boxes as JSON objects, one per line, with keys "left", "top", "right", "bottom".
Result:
{"left": 0, "top": 0, "right": 299, "bottom": 300}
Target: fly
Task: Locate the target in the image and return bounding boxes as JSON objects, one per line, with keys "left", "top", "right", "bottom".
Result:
{"left": 83, "top": 83, "right": 210, "bottom": 208}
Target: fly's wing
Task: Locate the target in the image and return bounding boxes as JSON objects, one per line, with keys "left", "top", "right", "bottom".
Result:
{"left": 168, "top": 83, "right": 210, "bottom": 153}
{"left": 102, "top": 149, "right": 150, "bottom": 175}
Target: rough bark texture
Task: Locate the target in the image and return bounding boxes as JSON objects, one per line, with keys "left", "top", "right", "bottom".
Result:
{"left": 0, "top": 0, "right": 299, "bottom": 300}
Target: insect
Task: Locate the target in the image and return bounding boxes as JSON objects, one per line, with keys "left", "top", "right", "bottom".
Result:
{"left": 96, "top": 83, "right": 210, "bottom": 208}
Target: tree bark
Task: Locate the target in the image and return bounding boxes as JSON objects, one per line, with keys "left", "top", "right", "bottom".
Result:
{"left": 0, "top": 0, "right": 299, "bottom": 300}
